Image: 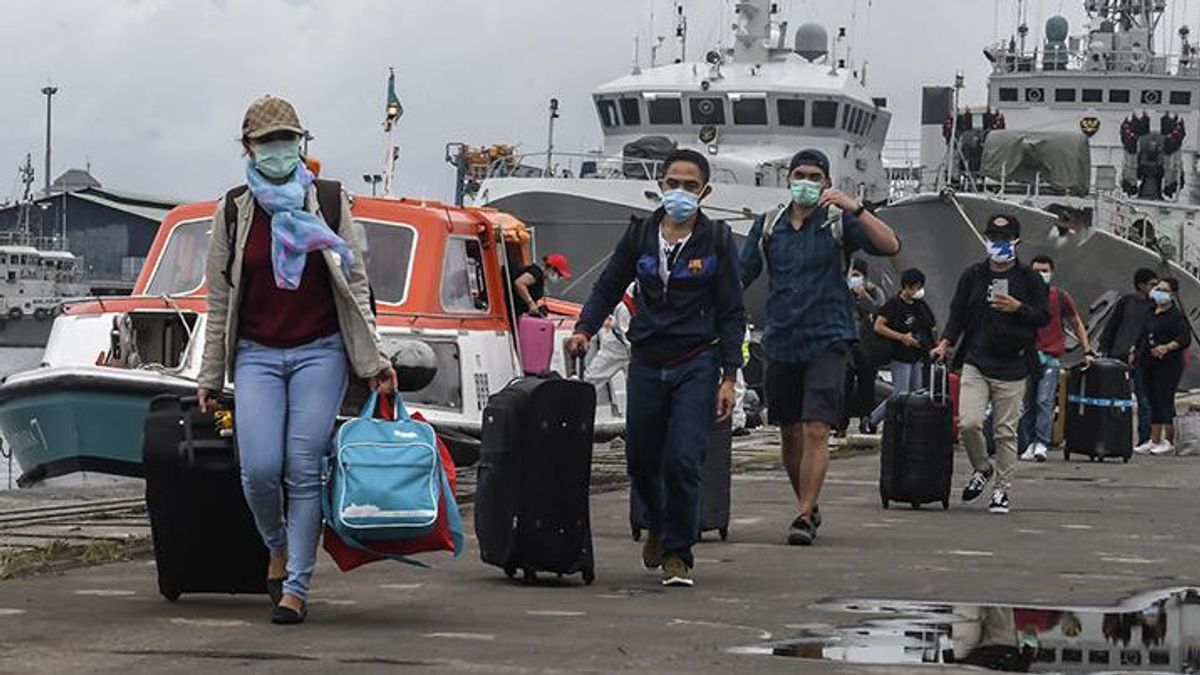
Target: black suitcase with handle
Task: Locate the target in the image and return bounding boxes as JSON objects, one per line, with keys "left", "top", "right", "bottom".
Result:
{"left": 475, "top": 372, "right": 597, "bottom": 585}
{"left": 1064, "top": 359, "right": 1134, "bottom": 462}
{"left": 143, "top": 395, "right": 268, "bottom": 601}
{"left": 629, "top": 419, "right": 732, "bottom": 542}
{"left": 879, "top": 363, "right": 954, "bottom": 510}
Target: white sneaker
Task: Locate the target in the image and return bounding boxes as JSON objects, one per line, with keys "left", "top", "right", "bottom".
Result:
{"left": 1032, "top": 443, "right": 1048, "bottom": 462}
{"left": 1134, "top": 441, "right": 1156, "bottom": 455}
{"left": 1020, "top": 444, "right": 1037, "bottom": 461}
{"left": 1150, "top": 441, "right": 1175, "bottom": 456}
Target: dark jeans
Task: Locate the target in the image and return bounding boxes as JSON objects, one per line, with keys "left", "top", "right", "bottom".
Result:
{"left": 1132, "top": 366, "right": 1152, "bottom": 444}
{"left": 625, "top": 349, "right": 719, "bottom": 568}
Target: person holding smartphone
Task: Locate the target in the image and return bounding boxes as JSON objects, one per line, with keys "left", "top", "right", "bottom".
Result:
{"left": 930, "top": 214, "right": 1049, "bottom": 515}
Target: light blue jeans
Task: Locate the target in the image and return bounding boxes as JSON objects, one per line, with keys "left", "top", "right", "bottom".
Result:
{"left": 1019, "top": 361, "right": 1060, "bottom": 447}
{"left": 869, "top": 361, "right": 924, "bottom": 427}
{"left": 234, "top": 333, "right": 349, "bottom": 601}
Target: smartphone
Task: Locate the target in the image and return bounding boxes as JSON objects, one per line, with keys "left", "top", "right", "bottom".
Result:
{"left": 989, "top": 278, "right": 1009, "bottom": 302}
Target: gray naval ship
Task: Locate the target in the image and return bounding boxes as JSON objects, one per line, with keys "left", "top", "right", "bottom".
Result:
{"left": 471, "top": 0, "right": 1200, "bottom": 386}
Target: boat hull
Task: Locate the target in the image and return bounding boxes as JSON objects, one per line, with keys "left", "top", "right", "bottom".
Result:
{"left": 0, "top": 368, "right": 198, "bottom": 487}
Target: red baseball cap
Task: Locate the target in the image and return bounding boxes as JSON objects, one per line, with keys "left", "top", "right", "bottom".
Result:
{"left": 544, "top": 253, "right": 572, "bottom": 279}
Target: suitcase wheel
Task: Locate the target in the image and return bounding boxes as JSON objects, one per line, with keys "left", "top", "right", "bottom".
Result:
{"left": 161, "top": 589, "right": 180, "bottom": 602}
{"left": 1063, "top": 450, "right": 1070, "bottom": 462}
{"left": 582, "top": 568, "right": 595, "bottom": 585}
{"left": 718, "top": 528, "right": 729, "bottom": 541}
{"left": 631, "top": 525, "right": 642, "bottom": 542}
{"left": 1122, "top": 456, "right": 1130, "bottom": 464}
{"left": 910, "top": 502, "right": 922, "bottom": 510}
{"left": 942, "top": 499, "right": 950, "bottom": 511}
{"left": 881, "top": 498, "right": 890, "bottom": 509}
{"left": 504, "top": 566, "right": 518, "bottom": 580}
{"left": 522, "top": 569, "right": 537, "bottom": 585}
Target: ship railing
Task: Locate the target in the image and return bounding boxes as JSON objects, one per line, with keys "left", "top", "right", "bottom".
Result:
{"left": 487, "top": 151, "right": 666, "bottom": 182}
{"left": 988, "top": 44, "right": 1200, "bottom": 78}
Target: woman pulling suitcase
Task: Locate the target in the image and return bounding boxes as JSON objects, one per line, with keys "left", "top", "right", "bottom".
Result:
{"left": 197, "top": 95, "right": 396, "bottom": 624}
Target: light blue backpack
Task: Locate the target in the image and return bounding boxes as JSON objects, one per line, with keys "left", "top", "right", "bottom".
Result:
{"left": 323, "top": 391, "right": 462, "bottom": 564}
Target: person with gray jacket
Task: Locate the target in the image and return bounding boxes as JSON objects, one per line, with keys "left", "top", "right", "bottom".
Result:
{"left": 197, "top": 95, "right": 396, "bottom": 625}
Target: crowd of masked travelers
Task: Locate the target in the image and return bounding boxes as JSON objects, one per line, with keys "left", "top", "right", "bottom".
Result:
{"left": 196, "top": 95, "right": 1189, "bottom": 624}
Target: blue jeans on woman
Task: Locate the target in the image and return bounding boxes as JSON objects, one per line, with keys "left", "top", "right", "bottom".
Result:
{"left": 869, "top": 361, "right": 924, "bottom": 427}
{"left": 235, "top": 333, "right": 349, "bottom": 601}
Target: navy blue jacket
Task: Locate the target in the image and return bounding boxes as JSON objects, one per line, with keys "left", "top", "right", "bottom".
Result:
{"left": 576, "top": 209, "right": 746, "bottom": 375}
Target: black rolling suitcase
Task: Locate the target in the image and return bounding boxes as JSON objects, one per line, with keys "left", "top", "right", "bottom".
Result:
{"left": 1064, "top": 358, "right": 1134, "bottom": 463}
{"left": 629, "top": 420, "right": 732, "bottom": 542}
{"left": 143, "top": 396, "right": 268, "bottom": 601}
{"left": 475, "top": 372, "right": 597, "bottom": 585}
{"left": 879, "top": 363, "right": 954, "bottom": 510}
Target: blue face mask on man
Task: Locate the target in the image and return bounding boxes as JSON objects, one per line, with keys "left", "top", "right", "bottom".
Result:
{"left": 661, "top": 189, "right": 701, "bottom": 222}
{"left": 986, "top": 238, "right": 1016, "bottom": 264}
{"left": 252, "top": 138, "right": 302, "bottom": 179}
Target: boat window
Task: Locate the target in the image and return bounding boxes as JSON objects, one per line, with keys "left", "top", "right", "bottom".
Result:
{"left": 840, "top": 103, "right": 852, "bottom": 130}
{"left": 402, "top": 339, "right": 463, "bottom": 411}
{"left": 1141, "top": 89, "right": 1162, "bottom": 105}
{"left": 998, "top": 87, "right": 1018, "bottom": 102}
{"left": 1025, "top": 87, "right": 1044, "bottom": 103}
{"left": 854, "top": 109, "right": 866, "bottom": 135}
{"left": 619, "top": 97, "right": 641, "bottom": 125}
{"left": 1170, "top": 90, "right": 1192, "bottom": 105}
{"left": 359, "top": 220, "right": 416, "bottom": 305}
{"left": 1110, "top": 88, "right": 1131, "bottom": 103}
{"left": 866, "top": 113, "right": 877, "bottom": 135}
{"left": 0, "top": 254, "right": 6, "bottom": 265}
{"left": 595, "top": 99, "right": 619, "bottom": 128}
{"left": 1082, "top": 88, "right": 1103, "bottom": 102}
{"left": 648, "top": 97, "right": 683, "bottom": 125}
{"left": 732, "top": 98, "right": 768, "bottom": 125}
{"left": 1055, "top": 88, "right": 1076, "bottom": 102}
{"left": 812, "top": 101, "right": 838, "bottom": 128}
{"left": 689, "top": 97, "right": 726, "bottom": 125}
{"left": 145, "top": 218, "right": 210, "bottom": 296}
{"left": 441, "top": 236, "right": 489, "bottom": 314}
{"left": 777, "top": 99, "right": 806, "bottom": 126}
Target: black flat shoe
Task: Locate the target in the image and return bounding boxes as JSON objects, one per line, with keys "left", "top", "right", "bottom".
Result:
{"left": 267, "top": 578, "right": 285, "bottom": 606}
{"left": 270, "top": 602, "right": 307, "bottom": 625}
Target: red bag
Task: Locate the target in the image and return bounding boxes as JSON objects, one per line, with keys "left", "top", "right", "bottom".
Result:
{"left": 322, "top": 402, "right": 461, "bottom": 572}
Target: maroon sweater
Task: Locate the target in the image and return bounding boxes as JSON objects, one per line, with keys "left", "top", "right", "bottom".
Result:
{"left": 238, "top": 204, "right": 340, "bottom": 348}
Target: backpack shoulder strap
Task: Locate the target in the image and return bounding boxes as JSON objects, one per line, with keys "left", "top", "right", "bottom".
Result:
{"left": 757, "top": 205, "right": 786, "bottom": 270}
{"left": 221, "top": 185, "right": 249, "bottom": 288}
{"left": 314, "top": 179, "right": 343, "bottom": 232}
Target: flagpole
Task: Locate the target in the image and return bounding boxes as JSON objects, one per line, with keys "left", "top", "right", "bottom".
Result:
{"left": 382, "top": 67, "right": 403, "bottom": 197}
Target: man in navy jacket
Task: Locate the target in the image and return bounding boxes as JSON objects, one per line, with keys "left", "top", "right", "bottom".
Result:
{"left": 567, "top": 149, "right": 745, "bottom": 587}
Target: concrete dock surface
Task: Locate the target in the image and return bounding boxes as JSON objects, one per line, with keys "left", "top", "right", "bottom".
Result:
{"left": 0, "top": 445, "right": 1196, "bottom": 674}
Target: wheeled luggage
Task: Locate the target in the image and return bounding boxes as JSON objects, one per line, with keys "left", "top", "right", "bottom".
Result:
{"left": 143, "top": 395, "right": 268, "bottom": 601}
{"left": 516, "top": 315, "right": 555, "bottom": 375}
{"left": 629, "top": 419, "right": 732, "bottom": 542}
{"left": 1064, "top": 358, "right": 1134, "bottom": 462}
{"left": 879, "top": 363, "right": 954, "bottom": 510}
{"left": 475, "top": 371, "right": 597, "bottom": 584}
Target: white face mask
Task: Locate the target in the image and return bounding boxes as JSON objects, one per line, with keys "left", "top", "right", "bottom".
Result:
{"left": 911, "top": 288, "right": 926, "bottom": 301}
{"left": 1039, "top": 271, "right": 1052, "bottom": 284}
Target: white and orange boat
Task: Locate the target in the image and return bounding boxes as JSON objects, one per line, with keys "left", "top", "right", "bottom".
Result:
{"left": 0, "top": 195, "right": 623, "bottom": 486}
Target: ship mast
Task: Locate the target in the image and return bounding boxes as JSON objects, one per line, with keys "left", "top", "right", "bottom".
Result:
{"left": 732, "top": 0, "right": 790, "bottom": 64}
{"left": 17, "top": 153, "right": 35, "bottom": 237}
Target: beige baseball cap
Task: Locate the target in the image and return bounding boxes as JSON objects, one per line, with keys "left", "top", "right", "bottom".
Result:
{"left": 241, "top": 95, "right": 305, "bottom": 141}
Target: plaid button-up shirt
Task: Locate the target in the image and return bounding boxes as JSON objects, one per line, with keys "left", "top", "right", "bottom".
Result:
{"left": 740, "top": 206, "right": 887, "bottom": 365}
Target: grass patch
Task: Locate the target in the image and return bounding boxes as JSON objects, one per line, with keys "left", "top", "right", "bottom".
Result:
{"left": 0, "top": 536, "right": 152, "bottom": 581}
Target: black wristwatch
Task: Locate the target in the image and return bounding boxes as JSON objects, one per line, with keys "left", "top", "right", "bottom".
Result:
{"left": 853, "top": 203, "right": 867, "bottom": 217}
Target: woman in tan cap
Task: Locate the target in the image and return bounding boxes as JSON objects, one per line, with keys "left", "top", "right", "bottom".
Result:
{"left": 197, "top": 95, "right": 396, "bottom": 624}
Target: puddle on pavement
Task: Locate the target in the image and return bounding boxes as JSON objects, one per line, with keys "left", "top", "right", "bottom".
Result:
{"left": 735, "top": 587, "right": 1200, "bottom": 672}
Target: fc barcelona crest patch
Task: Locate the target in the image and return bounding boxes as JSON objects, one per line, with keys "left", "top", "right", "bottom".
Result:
{"left": 1080, "top": 117, "right": 1101, "bottom": 137}
{"left": 688, "top": 258, "right": 705, "bottom": 274}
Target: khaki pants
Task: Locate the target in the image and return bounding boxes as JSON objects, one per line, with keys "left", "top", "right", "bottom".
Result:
{"left": 959, "top": 364, "right": 1027, "bottom": 491}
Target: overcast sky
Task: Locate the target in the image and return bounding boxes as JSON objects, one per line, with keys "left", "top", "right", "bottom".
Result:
{"left": 2, "top": 0, "right": 1167, "bottom": 205}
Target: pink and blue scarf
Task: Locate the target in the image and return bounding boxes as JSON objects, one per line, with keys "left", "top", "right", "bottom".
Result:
{"left": 245, "top": 161, "right": 354, "bottom": 290}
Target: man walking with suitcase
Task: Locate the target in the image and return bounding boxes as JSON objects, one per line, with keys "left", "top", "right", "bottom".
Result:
{"left": 1019, "top": 255, "right": 1095, "bottom": 462}
{"left": 566, "top": 149, "right": 745, "bottom": 587}
{"left": 931, "top": 215, "right": 1050, "bottom": 514}
{"left": 740, "top": 149, "right": 901, "bottom": 545}
{"left": 1098, "top": 267, "right": 1159, "bottom": 447}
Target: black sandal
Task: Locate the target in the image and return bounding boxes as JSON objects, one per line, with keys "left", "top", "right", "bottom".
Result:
{"left": 270, "top": 602, "right": 307, "bottom": 625}
{"left": 266, "top": 578, "right": 285, "bottom": 606}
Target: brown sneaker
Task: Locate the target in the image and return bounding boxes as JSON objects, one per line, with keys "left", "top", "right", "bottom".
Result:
{"left": 642, "top": 531, "right": 664, "bottom": 569}
{"left": 660, "top": 553, "right": 693, "bottom": 587}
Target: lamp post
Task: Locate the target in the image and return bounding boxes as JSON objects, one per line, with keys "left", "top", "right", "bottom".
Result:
{"left": 545, "top": 98, "right": 560, "bottom": 177}
{"left": 41, "top": 85, "right": 58, "bottom": 194}
{"left": 363, "top": 174, "right": 383, "bottom": 197}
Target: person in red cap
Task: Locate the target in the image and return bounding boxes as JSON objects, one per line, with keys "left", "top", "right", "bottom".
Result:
{"left": 510, "top": 253, "right": 571, "bottom": 317}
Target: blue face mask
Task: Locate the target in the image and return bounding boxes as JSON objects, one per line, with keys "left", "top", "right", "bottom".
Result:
{"left": 1151, "top": 289, "right": 1173, "bottom": 305}
{"left": 790, "top": 179, "right": 823, "bottom": 207}
{"left": 252, "top": 138, "right": 302, "bottom": 179}
{"left": 661, "top": 189, "right": 701, "bottom": 222}
{"left": 986, "top": 239, "right": 1016, "bottom": 264}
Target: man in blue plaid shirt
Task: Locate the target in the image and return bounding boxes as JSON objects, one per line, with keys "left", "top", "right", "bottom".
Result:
{"left": 740, "top": 149, "right": 900, "bottom": 546}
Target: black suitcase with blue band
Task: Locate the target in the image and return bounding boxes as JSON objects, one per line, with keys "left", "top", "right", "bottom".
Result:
{"left": 1064, "top": 358, "right": 1134, "bottom": 463}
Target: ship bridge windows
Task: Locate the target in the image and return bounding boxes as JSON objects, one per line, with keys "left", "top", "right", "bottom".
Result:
{"left": 1141, "top": 89, "right": 1163, "bottom": 105}
{"left": 812, "top": 100, "right": 839, "bottom": 128}
{"left": 730, "top": 93, "right": 768, "bottom": 125}
{"left": 1110, "top": 88, "right": 1131, "bottom": 103}
{"left": 689, "top": 96, "right": 726, "bottom": 125}
{"left": 595, "top": 99, "right": 619, "bottom": 128}
{"left": 1055, "top": 88, "right": 1076, "bottom": 102}
{"left": 645, "top": 93, "right": 683, "bottom": 125}
{"left": 998, "top": 87, "right": 1018, "bottom": 102}
{"left": 777, "top": 98, "right": 806, "bottom": 127}
{"left": 619, "top": 97, "right": 641, "bottom": 126}
{"left": 1082, "top": 88, "right": 1104, "bottom": 103}
{"left": 1170, "top": 90, "right": 1192, "bottom": 105}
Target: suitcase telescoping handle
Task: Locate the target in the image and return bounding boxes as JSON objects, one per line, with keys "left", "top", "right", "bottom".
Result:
{"left": 927, "top": 361, "right": 950, "bottom": 406}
